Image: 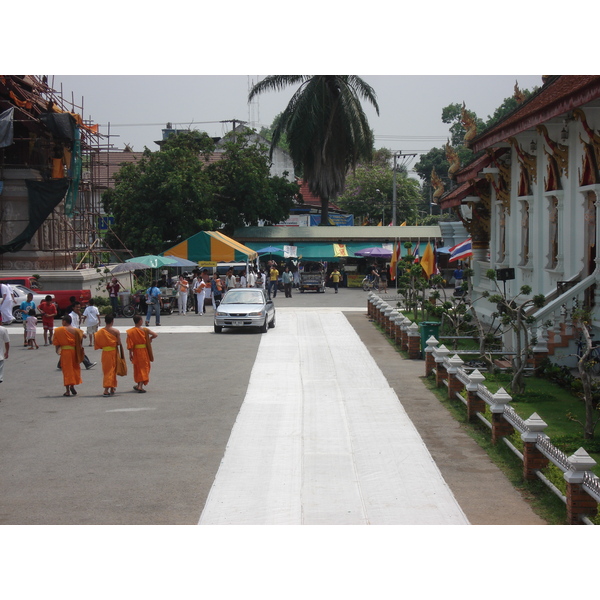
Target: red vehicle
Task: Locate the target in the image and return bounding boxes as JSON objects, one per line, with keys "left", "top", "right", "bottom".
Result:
{"left": 0, "top": 276, "right": 91, "bottom": 317}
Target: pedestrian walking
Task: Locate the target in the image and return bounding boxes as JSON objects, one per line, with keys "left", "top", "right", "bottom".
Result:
{"left": 82, "top": 299, "right": 100, "bottom": 347}
{"left": 25, "top": 309, "right": 39, "bottom": 349}
{"left": 282, "top": 266, "right": 293, "bottom": 298}
{"left": 329, "top": 267, "right": 341, "bottom": 293}
{"left": 268, "top": 264, "right": 279, "bottom": 299}
{"left": 66, "top": 302, "right": 96, "bottom": 370}
{"left": 0, "top": 282, "right": 15, "bottom": 324}
{"left": 106, "top": 277, "right": 121, "bottom": 315}
{"left": 145, "top": 281, "right": 162, "bottom": 326}
{"left": 177, "top": 275, "right": 189, "bottom": 315}
{"left": 39, "top": 295, "right": 57, "bottom": 346}
{"left": 211, "top": 273, "right": 223, "bottom": 309}
{"left": 53, "top": 314, "right": 84, "bottom": 397}
{"left": 94, "top": 313, "right": 121, "bottom": 397}
{"left": 193, "top": 272, "right": 209, "bottom": 316}
{"left": 20, "top": 292, "right": 36, "bottom": 346}
{"left": 127, "top": 315, "right": 157, "bottom": 394}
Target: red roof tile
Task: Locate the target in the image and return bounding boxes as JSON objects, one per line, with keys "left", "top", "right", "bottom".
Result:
{"left": 471, "top": 75, "right": 600, "bottom": 151}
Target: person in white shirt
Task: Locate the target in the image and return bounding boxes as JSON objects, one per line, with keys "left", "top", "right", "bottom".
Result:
{"left": 82, "top": 299, "right": 101, "bottom": 347}
{"left": 247, "top": 268, "right": 257, "bottom": 288}
{"left": 0, "top": 283, "right": 15, "bottom": 324}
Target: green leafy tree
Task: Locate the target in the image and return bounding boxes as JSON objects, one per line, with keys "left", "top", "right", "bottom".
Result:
{"left": 248, "top": 75, "right": 379, "bottom": 224}
{"left": 207, "top": 131, "right": 299, "bottom": 234}
{"left": 102, "top": 131, "right": 216, "bottom": 255}
{"left": 336, "top": 158, "right": 420, "bottom": 225}
{"left": 259, "top": 112, "right": 291, "bottom": 154}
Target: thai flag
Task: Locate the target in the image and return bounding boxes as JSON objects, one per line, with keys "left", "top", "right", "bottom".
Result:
{"left": 412, "top": 244, "right": 419, "bottom": 263}
{"left": 449, "top": 238, "right": 472, "bottom": 262}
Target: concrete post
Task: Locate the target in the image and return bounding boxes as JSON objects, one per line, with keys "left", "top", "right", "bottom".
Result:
{"left": 434, "top": 345, "right": 450, "bottom": 387}
{"left": 564, "top": 448, "right": 598, "bottom": 524}
{"left": 424, "top": 336, "right": 440, "bottom": 376}
{"left": 466, "top": 369, "right": 486, "bottom": 421}
{"left": 446, "top": 354, "right": 465, "bottom": 399}
{"left": 521, "top": 413, "right": 549, "bottom": 480}
{"left": 407, "top": 322, "right": 421, "bottom": 359}
{"left": 490, "top": 387, "right": 514, "bottom": 444}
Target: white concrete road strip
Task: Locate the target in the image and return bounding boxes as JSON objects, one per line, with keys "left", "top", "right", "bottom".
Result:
{"left": 199, "top": 311, "right": 469, "bottom": 525}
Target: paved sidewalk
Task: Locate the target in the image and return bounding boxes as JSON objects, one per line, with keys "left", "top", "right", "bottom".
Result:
{"left": 200, "top": 310, "right": 469, "bottom": 524}
{"left": 346, "top": 310, "right": 546, "bottom": 525}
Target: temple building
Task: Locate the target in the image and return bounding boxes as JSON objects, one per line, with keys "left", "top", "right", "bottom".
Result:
{"left": 439, "top": 75, "right": 600, "bottom": 358}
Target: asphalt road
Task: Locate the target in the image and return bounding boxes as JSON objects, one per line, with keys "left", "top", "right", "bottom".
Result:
{"left": 0, "top": 285, "right": 544, "bottom": 524}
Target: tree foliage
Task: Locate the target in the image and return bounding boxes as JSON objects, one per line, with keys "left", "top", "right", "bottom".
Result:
{"left": 102, "top": 131, "right": 216, "bottom": 256}
{"left": 336, "top": 155, "right": 421, "bottom": 225}
{"left": 102, "top": 130, "right": 299, "bottom": 255}
{"left": 248, "top": 75, "right": 379, "bottom": 224}
{"left": 207, "top": 131, "right": 299, "bottom": 233}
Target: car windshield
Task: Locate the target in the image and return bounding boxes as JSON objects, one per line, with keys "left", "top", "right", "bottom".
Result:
{"left": 224, "top": 291, "right": 264, "bottom": 304}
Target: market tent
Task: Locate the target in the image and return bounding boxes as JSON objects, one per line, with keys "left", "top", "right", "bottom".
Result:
{"left": 163, "top": 231, "right": 258, "bottom": 263}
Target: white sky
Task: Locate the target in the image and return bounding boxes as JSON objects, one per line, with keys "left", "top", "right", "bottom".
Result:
{"left": 51, "top": 74, "right": 543, "bottom": 175}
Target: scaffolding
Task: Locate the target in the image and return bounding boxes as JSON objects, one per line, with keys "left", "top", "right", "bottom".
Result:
{"left": 0, "top": 75, "right": 132, "bottom": 270}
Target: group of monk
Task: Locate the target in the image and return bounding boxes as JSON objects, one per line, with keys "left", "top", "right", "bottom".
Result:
{"left": 53, "top": 313, "right": 158, "bottom": 397}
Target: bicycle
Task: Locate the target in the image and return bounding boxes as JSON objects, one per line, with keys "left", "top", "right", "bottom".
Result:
{"left": 362, "top": 275, "right": 380, "bottom": 292}
{"left": 575, "top": 334, "right": 600, "bottom": 375}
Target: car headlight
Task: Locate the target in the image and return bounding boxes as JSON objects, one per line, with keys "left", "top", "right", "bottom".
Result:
{"left": 215, "top": 311, "right": 228, "bottom": 317}
{"left": 248, "top": 311, "right": 264, "bottom": 317}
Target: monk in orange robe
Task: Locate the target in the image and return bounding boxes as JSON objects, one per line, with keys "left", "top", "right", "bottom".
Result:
{"left": 94, "top": 313, "right": 121, "bottom": 397}
{"left": 126, "top": 315, "right": 157, "bottom": 393}
{"left": 53, "top": 314, "right": 84, "bottom": 396}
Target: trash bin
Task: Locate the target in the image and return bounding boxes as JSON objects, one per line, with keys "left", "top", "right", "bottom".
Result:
{"left": 419, "top": 321, "right": 441, "bottom": 353}
{"left": 118, "top": 290, "right": 130, "bottom": 307}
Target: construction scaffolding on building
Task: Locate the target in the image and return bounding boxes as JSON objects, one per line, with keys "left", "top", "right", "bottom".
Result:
{"left": 0, "top": 75, "right": 132, "bottom": 271}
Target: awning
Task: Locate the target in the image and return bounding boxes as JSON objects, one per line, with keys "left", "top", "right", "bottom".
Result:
{"left": 163, "top": 231, "right": 258, "bottom": 263}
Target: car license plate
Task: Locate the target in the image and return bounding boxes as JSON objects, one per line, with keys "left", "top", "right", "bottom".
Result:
{"left": 232, "top": 320, "right": 244, "bottom": 326}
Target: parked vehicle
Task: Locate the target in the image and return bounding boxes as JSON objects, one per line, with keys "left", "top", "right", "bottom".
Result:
{"left": 0, "top": 276, "right": 91, "bottom": 317}
{"left": 299, "top": 262, "right": 326, "bottom": 293}
{"left": 213, "top": 288, "right": 275, "bottom": 333}
{"left": 9, "top": 285, "right": 55, "bottom": 322}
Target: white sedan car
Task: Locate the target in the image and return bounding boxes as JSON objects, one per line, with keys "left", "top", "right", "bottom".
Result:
{"left": 10, "top": 285, "right": 55, "bottom": 322}
{"left": 214, "top": 288, "right": 275, "bottom": 334}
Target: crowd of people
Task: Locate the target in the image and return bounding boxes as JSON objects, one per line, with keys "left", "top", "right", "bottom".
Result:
{"left": 0, "top": 291, "right": 158, "bottom": 399}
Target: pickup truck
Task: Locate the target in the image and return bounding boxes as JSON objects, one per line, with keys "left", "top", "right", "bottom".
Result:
{"left": 0, "top": 276, "right": 91, "bottom": 317}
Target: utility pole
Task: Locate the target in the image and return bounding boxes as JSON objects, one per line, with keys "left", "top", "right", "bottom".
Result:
{"left": 392, "top": 151, "right": 417, "bottom": 226}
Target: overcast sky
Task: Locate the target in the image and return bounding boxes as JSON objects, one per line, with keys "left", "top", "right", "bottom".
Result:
{"left": 52, "top": 74, "right": 543, "bottom": 176}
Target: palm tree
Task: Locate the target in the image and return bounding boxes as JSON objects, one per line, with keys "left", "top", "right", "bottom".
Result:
{"left": 248, "top": 76, "right": 379, "bottom": 224}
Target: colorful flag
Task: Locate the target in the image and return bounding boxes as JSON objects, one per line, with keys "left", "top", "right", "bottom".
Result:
{"left": 421, "top": 243, "right": 435, "bottom": 278}
{"left": 412, "top": 244, "right": 420, "bottom": 263}
{"left": 390, "top": 240, "right": 400, "bottom": 281}
{"left": 449, "top": 238, "right": 473, "bottom": 263}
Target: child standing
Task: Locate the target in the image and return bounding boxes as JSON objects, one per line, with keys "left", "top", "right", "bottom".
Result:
{"left": 25, "top": 309, "right": 39, "bottom": 349}
{"left": 82, "top": 299, "right": 101, "bottom": 347}
{"left": 39, "top": 295, "right": 57, "bottom": 346}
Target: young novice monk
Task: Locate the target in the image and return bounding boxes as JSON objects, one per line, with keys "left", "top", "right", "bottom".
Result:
{"left": 53, "top": 314, "right": 84, "bottom": 397}
{"left": 126, "top": 314, "right": 157, "bottom": 393}
{"left": 94, "top": 313, "right": 121, "bottom": 397}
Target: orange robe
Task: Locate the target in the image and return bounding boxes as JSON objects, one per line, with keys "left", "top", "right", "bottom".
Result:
{"left": 126, "top": 326, "right": 151, "bottom": 385}
{"left": 94, "top": 328, "right": 119, "bottom": 389}
{"left": 53, "top": 326, "right": 83, "bottom": 387}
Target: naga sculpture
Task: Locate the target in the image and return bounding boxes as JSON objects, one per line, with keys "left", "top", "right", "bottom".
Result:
{"left": 445, "top": 140, "right": 460, "bottom": 180}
